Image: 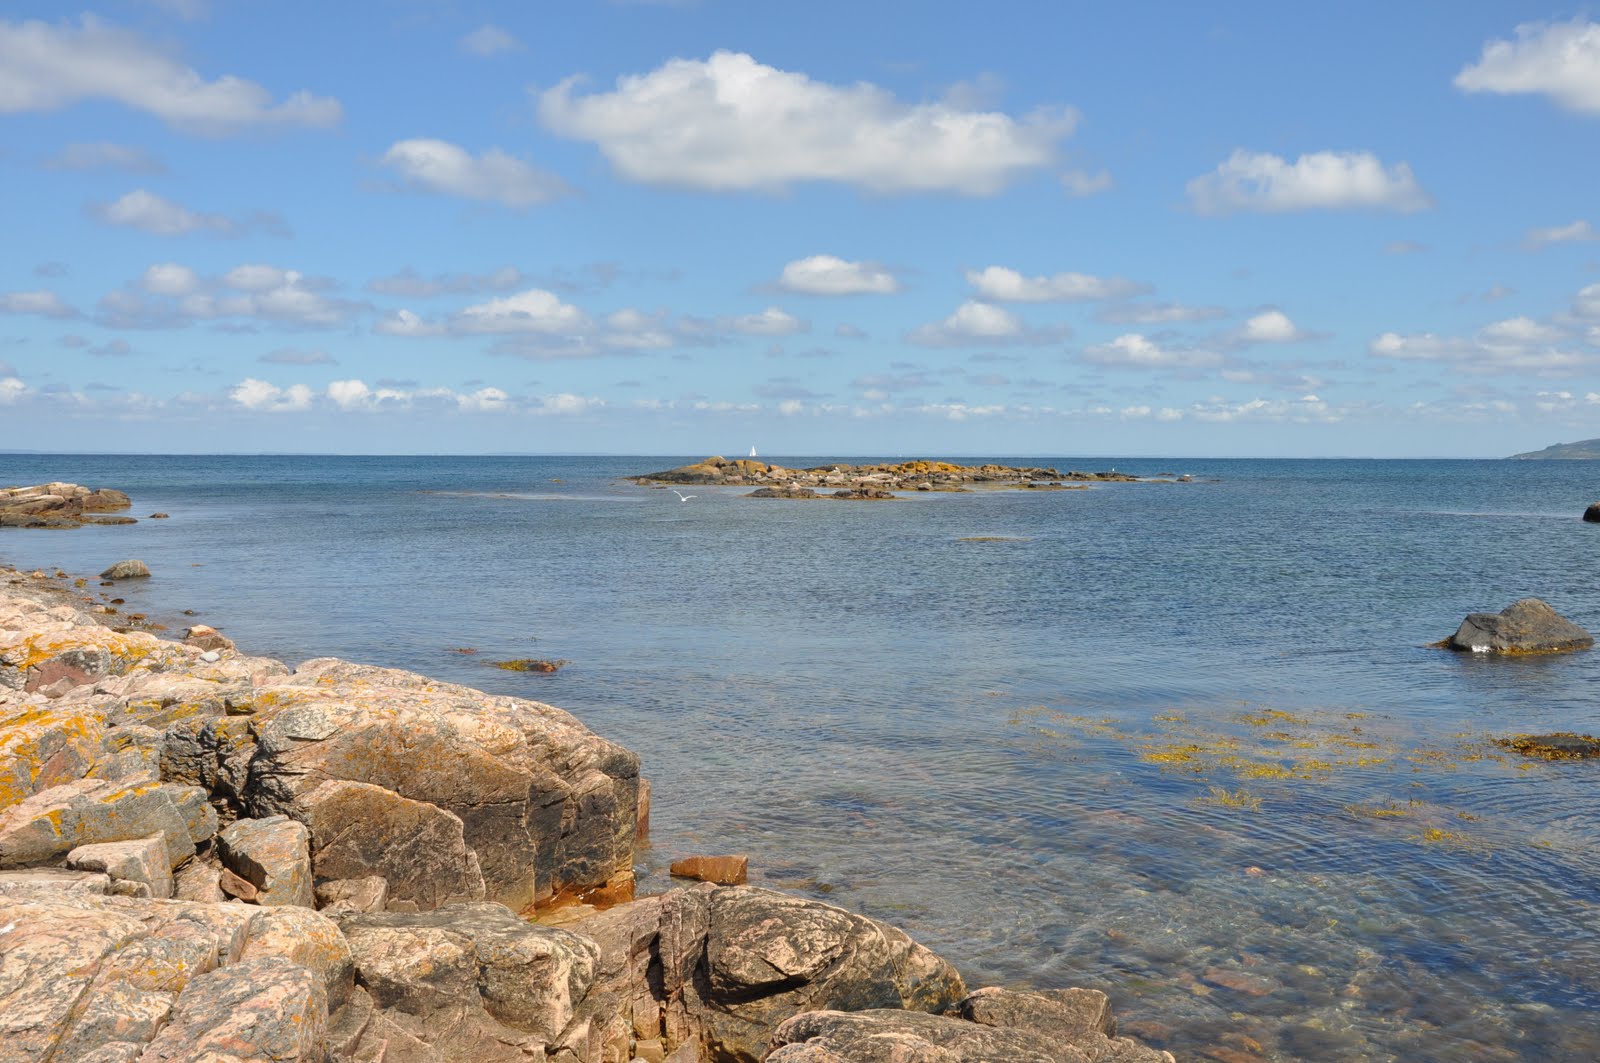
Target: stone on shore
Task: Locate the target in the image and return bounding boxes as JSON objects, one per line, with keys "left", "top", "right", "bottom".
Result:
{"left": 1445, "top": 598, "right": 1594, "bottom": 654}
{"left": 100, "top": 560, "right": 150, "bottom": 580}
{"left": 217, "top": 815, "right": 314, "bottom": 907}
{"left": 669, "top": 853, "right": 748, "bottom": 885}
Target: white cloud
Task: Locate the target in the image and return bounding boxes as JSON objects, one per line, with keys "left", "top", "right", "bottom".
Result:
{"left": 230, "top": 378, "right": 314, "bottom": 412}
{"left": 966, "top": 265, "right": 1147, "bottom": 302}
{"left": 374, "top": 309, "right": 445, "bottom": 337}
{"left": 0, "top": 15, "right": 341, "bottom": 134}
{"left": 1060, "top": 168, "right": 1112, "bottom": 197}
{"left": 1576, "top": 283, "right": 1600, "bottom": 318}
{"left": 0, "top": 376, "right": 28, "bottom": 404}
{"left": 1082, "top": 333, "right": 1221, "bottom": 369}
{"left": 907, "top": 301, "right": 1025, "bottom": 346}
{"left": 102, "top": 264, "right": 357, "bottom": 329}
{"left": 1369, "top": 316, "right": 1594, "bottom": 374}
{"left": 380, "top": 139, "right": 567, "bottom": 209}
{"left": 538, "top": 50, "right": 1075, "bottom": 195}
{"left": 776, "top": 255, "right": 899, "bottom": 295}
{"left": 454, "top": 288, "right": 590, "bottom": 334}
{"left": 43, "top": 141, "right": 163, "bottom": 173}
{"left": 1455, "top": 19, "right": 1600, "bottom": 115}
{"left": 1187, "top": 150, "right": 1431, "bottom": 214}
{"left": 1097, "top": 301, "right": 1225, "bottom": 325}
{"left": 141, "top": 262, "right": 199, "bottom": 296}
{"left": 93, "top": 189, "right": 231, "bottom": 235}
{"left": 729, "top": 306, "right": 805, "bottom": 335}
{"left": 1240, "top": 309, "right": 1305, "bottom": 343}
{"left": 0, "top": 289, "right": 78, "bottom": 318}
{"left": 538, "top": 393, "right": 603, "bottom": 415}
{"left": 1524, "top": 219, "right": 1598, "bottom": 250}
{"left": 459, "top": 25, "right": 522, "bottom": 56}
{"left": 1186, "top": 395, "right": 1340, "bottom": 424}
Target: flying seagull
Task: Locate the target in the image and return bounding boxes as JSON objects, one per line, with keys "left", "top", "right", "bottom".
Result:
{"left": 671, "top": 490, "right": 696, "bottom": 502}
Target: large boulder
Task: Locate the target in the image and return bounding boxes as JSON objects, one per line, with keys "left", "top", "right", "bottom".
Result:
{"left": 1445, "top": 598, "right": 1594, "bottom": 655}
{"left": 244, "top": 658, "right": 638, "bottom": 911}
{"left": 217, "top": 815, "right": 314, "bottom": 908}
{"left": 100, "top": 560, "right": 151, "bottom": 581}
{"left": 571, "top": 884, "right": 968, "bottom": 1063}
{"left": 1584, "top": 501, "right": 1600, "bottom": 523}
{"left": 0, "top": 778, "right": 196, "bottom": 869}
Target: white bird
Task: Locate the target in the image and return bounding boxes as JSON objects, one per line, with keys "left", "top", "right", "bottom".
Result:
{"left": 671, "top": 490, "right": 696, "bottom": 502}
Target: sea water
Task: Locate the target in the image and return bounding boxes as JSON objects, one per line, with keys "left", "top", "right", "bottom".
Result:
{"left": 3, "top": 454, "right": 1598, "bottom": 1061}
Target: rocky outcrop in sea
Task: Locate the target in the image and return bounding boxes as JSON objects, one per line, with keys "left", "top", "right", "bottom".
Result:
{"left": 1, "top": 482, "right": 135, "bottom": 528}
{"left": 631, "top": 457, "right": 1150, "bottom": 494}
{"left": 0, "top": 566, "right": 1175, "bottom": 1062}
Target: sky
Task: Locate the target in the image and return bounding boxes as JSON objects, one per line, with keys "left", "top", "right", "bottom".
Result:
{"left": 2, "top": 1, "right": 1599, "bottom": 457}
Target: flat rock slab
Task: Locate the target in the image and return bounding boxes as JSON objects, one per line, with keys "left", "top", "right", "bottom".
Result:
{"left": 1445, "top": 598, "right": 1594, "bottom": 655}
{"left": 669, "top": 854, "right": 747, "bottom": 885}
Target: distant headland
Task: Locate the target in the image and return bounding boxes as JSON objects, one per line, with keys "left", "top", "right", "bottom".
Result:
{"left": 1507, "top": 438, "right": 1600, "bottom": 460}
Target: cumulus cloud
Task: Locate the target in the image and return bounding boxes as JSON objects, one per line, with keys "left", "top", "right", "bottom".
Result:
{"left": 230, "top": 378, "right": 314, "bottom": 412}
{"left": 0, "top": 376, "right": 29, "bottom": 404}
{"left": 966, "top": 265, "right": 1147, "bottom": 302}
{"left": 90, "top": 189, "right": 287, "bottom": 237}
{"left": 909, "top": 301, "right": 1026, "bottom": 346}
{"left": 1184, "top": 394, "right": 1340, "bottom": 424}
{"left": 1575, "top": 282, "right": 1600, "bottom": 318}
{"left": 1187, "top": 150, "right": 1432, "bottom": 214}
{"left": 728, "top": 306, "right": 806, "bottom": 335}
{"left": 1455, "top": 18, "right": 1600, "bottom": 115}
{"left": 42, "top": 141, "right": 163, "bottom": 173}
{"left": 373, "top": 309, "right": 444, "bottom": 337}
{"left": 1096, "top": 301, "right": 1225, "bottom": 325}
{"left": 775, "top": 255, "right": 899, "bottom": 295}
{"left": 101, "top": 263, "right": 358, "bottom": 330}
{"left": 1081, "top": 333, "right": 1221, "bottom": 369}
{"left": 1239, "top": 309, "right": 1307, "bottom": 344}
{"left": 454, "top": 288, "right": 590, "bottom": 334}
{"left": 538, "top": 51, "right": 1075, "bottom": 194}
{"left": 459, "top": 25, "right": 522, "bottom": 56}
{"left": 380, "top": 139, "right": 568, "bottom": 208}
{"left": 0, "top": 289, "right": 78, "bottom": 318}
{"left": 1370, "top": 315, "right": 1594, "bottom": 374}
{"left": 1524, "top": 219, "right": 1598, "bottom": 250}
{"left": 0, "top": 15, "right": 341, "bottom": 134}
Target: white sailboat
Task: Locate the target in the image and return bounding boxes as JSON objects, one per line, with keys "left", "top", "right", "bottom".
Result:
{"left": 749, "top": 445, "right": 758, "bottom": 458}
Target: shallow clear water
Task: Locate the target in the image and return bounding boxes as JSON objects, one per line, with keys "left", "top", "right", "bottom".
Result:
{"left": 4, "top": 455, "right": 1600, "bottom": 1061}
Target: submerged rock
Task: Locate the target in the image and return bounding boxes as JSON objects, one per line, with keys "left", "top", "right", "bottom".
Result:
{"left": 1444, "top": 598, "right": 1594, "bottom": 655}
{"left": 1496, "top": 732, "right": 1600, "bottom": 760}
{"left": 669, "top": 853, "right": 748, "bottom": 885}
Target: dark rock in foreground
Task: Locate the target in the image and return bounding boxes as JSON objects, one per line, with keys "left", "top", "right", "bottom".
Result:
{"left": 1444, "top": 598, "right": 1594, "bottom": 655}
{"left": 1584, "top": 501, "right": 1600, "bottom": 523}
{"left": 0, "top": 483, "right": 133, "bottom": 528}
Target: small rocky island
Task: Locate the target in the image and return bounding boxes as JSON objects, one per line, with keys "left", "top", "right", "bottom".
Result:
{"left": 0, "top": 565, "right": 1176, "bottom": 1063}
{"left": 1, "top": 482, "right": 136, "bottom": 527}
{"left": 631, "top": 457, "right": 1181, "bottom": 499}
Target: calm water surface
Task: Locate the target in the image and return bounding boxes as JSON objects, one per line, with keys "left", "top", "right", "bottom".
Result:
{"left": 3, "top": 455, "right": 1599, "bottom": 1061}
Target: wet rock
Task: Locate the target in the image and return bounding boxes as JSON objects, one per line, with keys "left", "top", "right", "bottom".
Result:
{"left": 769, "top": 1006, "right": 1175, "bottom": 1063}
{"left": 748, "top": 486, "right": 818, "bottom": 499}
{"left": 1445, "top": 598, "right": 1594, "bottom": 654}
{"left": 1585, "top": 502, "right": 1600, "bottom": 523}
{"left": 182, "top": 624, "right": 234, "bottom": 653}
{"left": 217, "top": 815, "right": 314, "bottom": 907}
{"left": 669, "top": 853, "right": 748, "bottom": 885}
{"left": 100, "top": 560, "right": 150, "bottom": 580}
{"left": 831, "top": 487, "right": 896, "bottom": 500}
{"left": 1496, "top": 732, "right": 1600, "bottom": 760}
{"left": 66, "top": 835, "right": 173, "bottom": 899}
{"left": 947, "top": 986, "right": 1116, "bottom": 1043}
{"left": 149, "top": 513, "right": 169, "bottom": 519}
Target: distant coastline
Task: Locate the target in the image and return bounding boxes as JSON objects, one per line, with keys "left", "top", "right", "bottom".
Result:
{"left": 1507, "top": 438, "right": 1600, "bottom": 460}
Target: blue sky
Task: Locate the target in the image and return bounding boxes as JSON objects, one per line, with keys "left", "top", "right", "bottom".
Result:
{"left": 2, "top": 1, "right": 1598, "bottom": 456}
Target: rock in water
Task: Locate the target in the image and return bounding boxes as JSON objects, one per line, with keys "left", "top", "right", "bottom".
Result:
{"left": 1585, "top": 502, "right": 1600, "bottom": 523}
{"left": 100, "top": 560, "right": 150, "bottom": 580}
{"left": 1445, "top": 598, "right": 1594, "bottom": 655}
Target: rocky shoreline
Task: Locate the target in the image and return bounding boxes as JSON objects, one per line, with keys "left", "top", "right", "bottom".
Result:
{"left": 0, "top": 563, "right": 1177, "bottom": 1063}
{"left": 1, "top": 482, "right": 141, "bottom": 528}
{"left": 630, "top": 457, "right": 1189, "bottom": 498}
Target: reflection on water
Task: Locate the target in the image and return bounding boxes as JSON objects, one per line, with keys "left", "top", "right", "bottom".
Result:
{"left": 3, "top": 454, "right": 1599, "bottom": 1061}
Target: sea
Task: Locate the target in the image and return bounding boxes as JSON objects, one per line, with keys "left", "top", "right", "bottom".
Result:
{"left": 3, "top": 454, "right": 1598, "bottom": 1061}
